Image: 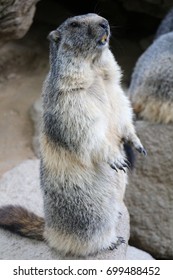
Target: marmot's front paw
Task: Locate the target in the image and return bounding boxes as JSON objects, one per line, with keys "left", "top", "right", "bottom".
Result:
{"left": 109, "top": 236, "right": 126, "bottom": 250}
{"left": 108, "top": 156, "right": 130, "bottom": 172}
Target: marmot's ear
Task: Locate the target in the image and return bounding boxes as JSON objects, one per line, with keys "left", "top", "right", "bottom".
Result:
{"left": 47, "top": 30, "right": 60, "bottom": 42}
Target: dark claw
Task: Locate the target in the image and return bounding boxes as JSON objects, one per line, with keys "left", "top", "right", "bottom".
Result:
{"left": 124, "top": 159, "right": 131, "bottom": 168}
{"left": 136, "top": 146, "right": 147, "bottom": 156}
{"left": 122, "top": 162, "right": 130, "bottom": 170}
{"left": 109, "top": 237, "right": 126, "bottom": 250}
{"left": 109, "top": 243, "right": 118, "bottom": 250}
{"left": 110, "top": 164, "right": 118, "bottom": 172}
{"left": 109, "top": 160, "right": 129, "bottom": 172}
{"left": 118, "top": 166, "right": 126, "bottom": 173}
{"left": 118, "top": 212, "right": 122, "bottom": 219}
{"left": 117, "top": 236, "right": 126, "bottom": 245}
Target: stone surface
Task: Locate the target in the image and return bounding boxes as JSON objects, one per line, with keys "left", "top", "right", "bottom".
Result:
{"left": 127, "top": 246, "right": 154, "bottom": 260}
{"left": 125, "top": 120, "right": 173, "bottom": 259}
{"left": 0, "top": 0, "right": 39, "bottom": 44}
{"left": 0, "top": 160, "right": 130, "bottom": 260}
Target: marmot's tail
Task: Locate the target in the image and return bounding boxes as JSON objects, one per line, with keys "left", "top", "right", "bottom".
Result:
{"left": 0, "top": 205, "right": 45, "bottom": 241}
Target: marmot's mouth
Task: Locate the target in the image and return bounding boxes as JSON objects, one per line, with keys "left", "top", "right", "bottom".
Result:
{"left": 98, "top": 32, "right": 109, "bottom": 46}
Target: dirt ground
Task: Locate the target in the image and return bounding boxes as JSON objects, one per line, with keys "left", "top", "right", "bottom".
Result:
{"left": 0, "top": 21, "right": 142, "bottom": 177}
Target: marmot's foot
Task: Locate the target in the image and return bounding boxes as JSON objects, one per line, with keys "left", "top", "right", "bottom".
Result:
{"left": 109, "top": 237, "right": 125, "bottom": 250}
{"left": 129, "top": 136, "right": 147, "bottom": 156}
{"left": 135, "top": 144, "right": 147, "bottom": 156}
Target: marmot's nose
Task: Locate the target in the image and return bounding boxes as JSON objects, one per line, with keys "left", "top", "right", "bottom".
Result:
{"left": 99, "top": 21, "right": 109, "bottom": 31}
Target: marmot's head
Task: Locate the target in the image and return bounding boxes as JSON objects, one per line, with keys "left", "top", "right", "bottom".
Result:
{"left": 48, "top": 13, "right": 110, "bottom": 59}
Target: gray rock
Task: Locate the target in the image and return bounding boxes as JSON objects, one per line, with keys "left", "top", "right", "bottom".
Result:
{"left": 125, "top": 120, "right": 173, "bottom": 259}
{"left": 0, "top": 160, "right": 130, "bottom": 260}
{"left": 0, "top": 0, "right": 39, "bottom": 45}
{"left": 127, "top": 246, "right": 154, "bottom": 260}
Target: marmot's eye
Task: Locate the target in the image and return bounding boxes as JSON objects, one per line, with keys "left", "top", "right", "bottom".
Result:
{"left": 70, "top": 22, "right": 80, "bottom": 28}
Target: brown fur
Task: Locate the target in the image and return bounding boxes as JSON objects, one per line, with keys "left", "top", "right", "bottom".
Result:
{"left": 0, "top": 205, "right": 44, "bottom": 241}
{"left": 132, "top": 95, "right": 173, "bottom": 124}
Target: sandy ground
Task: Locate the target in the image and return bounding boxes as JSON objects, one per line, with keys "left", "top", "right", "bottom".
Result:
{"left": 0, "top": 21, "right": 142, "bottom": 178}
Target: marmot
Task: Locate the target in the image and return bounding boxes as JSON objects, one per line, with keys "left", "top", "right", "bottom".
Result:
{"left": 128, "top": 31, "right": 173, "bottom": 124}
{"left": 0, "top": 14, "right": 145, "bottom": 257}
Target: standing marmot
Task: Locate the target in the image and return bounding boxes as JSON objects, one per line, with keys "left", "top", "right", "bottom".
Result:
{"left": 0, "top": 14, "right": 145, "bottom": 257}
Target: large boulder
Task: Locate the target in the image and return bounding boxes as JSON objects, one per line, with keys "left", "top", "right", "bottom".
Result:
{"left": 127, "top": 246, "right": 154, "bottom": 260}
{"left": 125, "top": 120, "right": 173, "bottom": 259}
{"left": 0, "top": 0, "right": 39, "bottom": 44}
{"left": 0, "top": 160, "right": 130, "bottom": 260}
